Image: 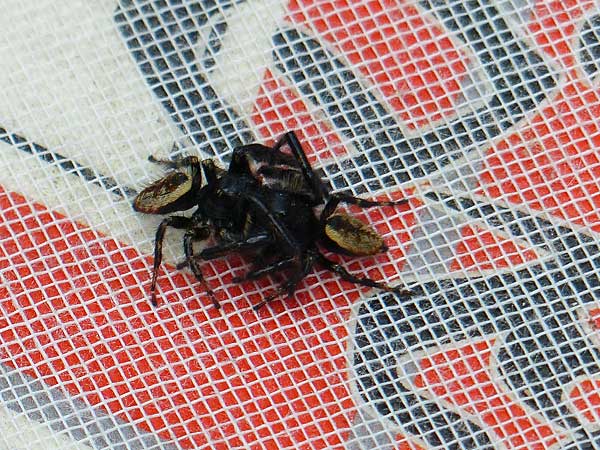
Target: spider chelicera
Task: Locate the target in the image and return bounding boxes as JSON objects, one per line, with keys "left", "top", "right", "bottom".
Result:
{"left": 133, "top": 131, "right": 412, "bottom": 309}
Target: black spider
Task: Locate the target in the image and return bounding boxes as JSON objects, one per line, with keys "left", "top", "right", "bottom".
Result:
{"left": 133, "top": 132, "right": 411, "bottom": 309}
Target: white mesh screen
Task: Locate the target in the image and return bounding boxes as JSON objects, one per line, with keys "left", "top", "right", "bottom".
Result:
{"left": 1, "top": 0, "right": 600, "bottom": 449}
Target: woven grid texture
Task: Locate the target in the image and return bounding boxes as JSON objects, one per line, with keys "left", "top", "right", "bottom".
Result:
{"left": 1, "top": 0, "right": 600, "bottom": 449}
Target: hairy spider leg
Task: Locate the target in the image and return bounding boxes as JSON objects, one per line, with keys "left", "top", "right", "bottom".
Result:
{"left": 232, "top": 255, "right": 297, "bottom": 283}
{"left": 229, "top": 131, "right": 326, "bottom": 204}
{"left": 237, "top": 193, "right": 301, "bottom": 253}
{"left": 148, "top": 154, "right": 202, "bottom": 170}
{"left": 269, "top": 132, "right": 410, "bottom": 222}
{"left": 182, "top": 225, "right": 218, "bottom": 308}
{"left": 252, "top": 254, "right": 316, "bottom": 310}
{"left": 197, "top": 230, "right": 311, "bottom": 305}
{"left": 150, "top": 216, "right": 194, "bottom": 306}
{"left": 199, "top": 232, "right": 272, "bottom": 260}
{"left": 177, "top": 232, "right": 272, "bottom": 269}
{"left": 314, "top": 251, "right": 412, "bottom": 296}
{"left": 319, "top": 193, "right": 409, "bottom": 229}
{"left": 272, "top": 131, "right": 327, "bottom": 204}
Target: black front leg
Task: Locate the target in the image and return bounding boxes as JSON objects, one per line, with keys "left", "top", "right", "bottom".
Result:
{"left": 183, "top": 226, "right": 219, "bottom": 309}
{"left": 232, "top": 255, "right": 297, "bottom": 283}
{"left": 150, "top": 216, "right": 193, "bottom": 306}
{"left": 148, "top": 154, "right": 201, "bottom": 171}
{"left": 200, "top": 232, "right": 272, "bottom": 260}
{"left": 252, "top": 254, "right": 315, "bottom": 310}
{"left": 243, "top": 193, "right": 300, "bottom": 255}
{"left": 273, "top": 131, "right": 328, "bottom": 204}
{"left": 315, "top": 251, "right": 412, "bottom": 296}
{"left": 319, "top": 193, "right": 409, "bottom": 229}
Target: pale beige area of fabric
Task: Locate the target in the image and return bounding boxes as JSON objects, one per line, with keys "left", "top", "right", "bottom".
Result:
{"left": 0, "top": 403, "right": 92, "bottom": 450}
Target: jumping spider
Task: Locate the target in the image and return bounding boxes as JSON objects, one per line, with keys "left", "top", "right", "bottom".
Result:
{"left": 133, "top": 132, "right": 411, "bottom": 309}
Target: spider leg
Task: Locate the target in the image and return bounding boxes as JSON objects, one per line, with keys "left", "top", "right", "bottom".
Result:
{"left": 319, "top": 193, "right": 409, "bottom": 231}
{"left": 199, "top": 232, "right": 272, "bottom": 260}
{"left": 148, "top": 155, "right": 201, "bottom": 171}
{"left": 332, "top": 192, "right": 409, "bottom": 208}
{"left": 232, "top": 255, "right": 297, "bottom": 283}
{"left": 314, "top": 252, "right": 412, "bottom": 296}
{"left": 243, "top": 193, "right": 301, "bottom": 256}
{"left": 183, "top": 225, "right": 220, "bottom": 309}
{"left": 321, "top": 193, "right": 408, "bottom": 219}
{"left": 252, "top": 254, "right": 315, "bottom": 310}
{"left": 150, "top": 216, "right": 194, "bottom": 306}
{"left": 272, "top": 131, "right": 328, "bottom": 204}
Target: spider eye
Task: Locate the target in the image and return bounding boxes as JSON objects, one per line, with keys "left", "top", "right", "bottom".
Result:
{"left": 324, "top": 213, "right": 386, "bottom": 256}
{"left": 133, "top": 171, "right": 195, "bottom": 214}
